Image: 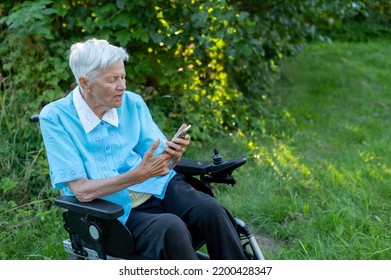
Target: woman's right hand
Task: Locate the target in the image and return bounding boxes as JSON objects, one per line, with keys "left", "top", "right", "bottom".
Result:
{"left": 136, "top": 139, "right": 173, "bottom": 180}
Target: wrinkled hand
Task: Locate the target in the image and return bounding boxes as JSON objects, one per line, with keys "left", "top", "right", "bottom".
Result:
{"left": 137, "top": 139, "right": 172, "bottom": 179}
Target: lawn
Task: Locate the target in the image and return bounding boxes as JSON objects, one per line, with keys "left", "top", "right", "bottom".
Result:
{"left": 201, "top": 40, "right": 391, "bottom": 260}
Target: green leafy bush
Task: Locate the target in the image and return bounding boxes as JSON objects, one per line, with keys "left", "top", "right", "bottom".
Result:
{"left": 317, "top": 0, "right": 391, "bottom": 41}
{"left": 0, "top": 0, "right": 364, "bottom": 140}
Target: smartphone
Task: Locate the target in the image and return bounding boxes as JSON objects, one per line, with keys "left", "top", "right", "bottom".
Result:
{"left": 173, "top": 125, "right": 191, "bottom": 139}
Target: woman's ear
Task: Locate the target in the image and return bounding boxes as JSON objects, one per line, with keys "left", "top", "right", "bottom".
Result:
{"left": 79, "top": 77, "right": 90, "bottom": 92}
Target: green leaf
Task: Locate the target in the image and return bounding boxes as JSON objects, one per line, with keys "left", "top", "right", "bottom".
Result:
{"left": 116, "top": 0, "right": 125, "bottom": 10}
{"left": 115, "top": 29, "right": 132, "bottom": 46}
{"left": 238, "top": 11, "right": 249, "bottom": 23}
{"left": 112, "top": 13, "right": 136, "bottom": 28}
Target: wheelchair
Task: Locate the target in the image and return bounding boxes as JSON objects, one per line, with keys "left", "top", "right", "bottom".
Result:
{"left": 30, "top": 114, "right": 265, "bottom": 260}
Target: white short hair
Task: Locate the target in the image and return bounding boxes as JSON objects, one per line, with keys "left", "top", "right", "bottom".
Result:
{"left": 69, "top": 38, "right": 129, "bottom": 84}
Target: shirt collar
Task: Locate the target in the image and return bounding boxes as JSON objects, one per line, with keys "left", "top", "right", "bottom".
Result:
{"left": 73, "top": 86, "right": 119, "bottom": 134}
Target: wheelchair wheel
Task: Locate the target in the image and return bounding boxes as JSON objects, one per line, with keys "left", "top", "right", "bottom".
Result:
{"left": 235, "top": 218, "right": 266, "bottom": 260}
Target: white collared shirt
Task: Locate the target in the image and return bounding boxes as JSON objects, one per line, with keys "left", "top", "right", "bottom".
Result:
{"left": 72, "top": 86, "right": 119, "bottom": 133}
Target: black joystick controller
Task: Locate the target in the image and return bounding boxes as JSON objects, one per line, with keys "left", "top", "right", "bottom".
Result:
{"left": 212, "top": 148, "right": 223, "bottom": 165}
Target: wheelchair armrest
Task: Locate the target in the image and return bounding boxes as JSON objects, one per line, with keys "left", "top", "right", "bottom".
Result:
{"left": 209, "top": 157, "right": 246, "bottom": 175}
{"left": 54, "top": 196, "right": 124, "bottom": 220}
{"left": 174, "top": 157, "right": 246, "bottom": 177}
{"left": 174, "top": 159, "right": 211, "bottom": 175}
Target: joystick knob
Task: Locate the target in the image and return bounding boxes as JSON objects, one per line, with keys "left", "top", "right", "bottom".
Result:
{"left": 212, "top": 148, "right": 223, "bottom": 165}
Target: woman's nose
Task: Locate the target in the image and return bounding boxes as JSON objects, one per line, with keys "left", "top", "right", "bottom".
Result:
{"left": 116, "top": 79, "right": 126, "bottom": 91}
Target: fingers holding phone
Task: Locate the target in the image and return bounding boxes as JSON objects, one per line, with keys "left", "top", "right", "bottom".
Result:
{"left": 172, "top": 124, "right": 191, "bottom": 140}
{"left": 165, "top": 124, "right": 191, "bottom": 156}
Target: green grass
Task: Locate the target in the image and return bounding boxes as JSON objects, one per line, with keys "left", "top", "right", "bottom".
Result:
{"left": 1, "top": 40, "right": 391, "bottom": 260}
{"left": 208, "top": 40, "right": 391, "bottom": 260}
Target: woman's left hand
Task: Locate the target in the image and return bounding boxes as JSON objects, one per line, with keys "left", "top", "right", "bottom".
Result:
{"left": 164, "top": 124, "right": 191, "bottom": 163}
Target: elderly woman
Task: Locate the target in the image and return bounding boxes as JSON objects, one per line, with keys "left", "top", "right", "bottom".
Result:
{"left": 39, "top": 38, "right": 246, "bottom": 260}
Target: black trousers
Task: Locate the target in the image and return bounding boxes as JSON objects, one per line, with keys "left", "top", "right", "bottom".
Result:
{"left": 125, "top": 174, "right": 246, "bottom": 260}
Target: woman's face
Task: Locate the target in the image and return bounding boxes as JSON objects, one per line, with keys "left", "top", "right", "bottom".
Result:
{"left": 84, "top": 60, "right": 126, "bottom": 118}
